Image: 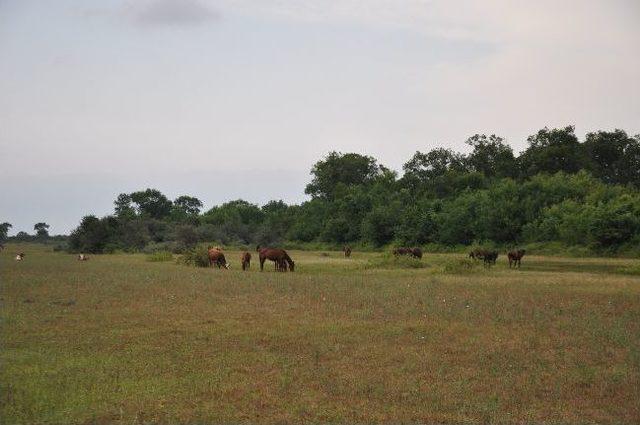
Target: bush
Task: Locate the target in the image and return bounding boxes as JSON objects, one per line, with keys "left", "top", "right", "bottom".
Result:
{"left": 440, "top": 258, "right": 482, "bottom": 274}
{"left": 365, "top": 253, "right": 427, "bottom": 269}
{"left": 178, "top": 243, "right": 211, "bottom": 267}
{"left": 52, "top": 243, "right": 67, "bottom": 252}
{"left": 146, "top": 251, "right": 173, "bottom": 262}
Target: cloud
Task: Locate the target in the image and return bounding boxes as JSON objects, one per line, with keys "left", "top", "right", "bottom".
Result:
{"left": 131, "top": 0, "right": 219, "bottom": 27}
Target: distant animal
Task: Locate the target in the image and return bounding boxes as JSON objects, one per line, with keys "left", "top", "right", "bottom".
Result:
{"left": 208, "top": 248, "right": 229, "bottom": 269}
{"left": 469, "top": 248, "right": 485, "bottom": 260}
{"left": 256, "top": 245, "right": 295, "bottom": 272}
{"left": 393, "top": 247, "right": 422, "bottom": 259}
{"left": 484, "top": 250, "right": 498, "bottom": 266}
{"left": 507, "top": 249, "right": 525, "bottom": 268}
{"left": 343, "top": 245, "right": 352, "bottom": 257}
{"left": 241, "top": 252, "right": 251, "bottom": 271}
{"left": 77, "top": 254, "right": 89, "bottom": 261}
{"left": 15, "top": 253, "right": 25, "bottom": 261}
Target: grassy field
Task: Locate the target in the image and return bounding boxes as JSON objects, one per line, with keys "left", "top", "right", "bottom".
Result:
{"left": 1, "top": 244, "right": 639, "bottom": 424}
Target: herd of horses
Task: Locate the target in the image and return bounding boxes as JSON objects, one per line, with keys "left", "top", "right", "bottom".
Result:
{"left": 9, "top": 245, "right": 526, "bottom": 269}
{"left": 207, "top": 246, "right": 296, "bottom": 272}
{"left": 469, "top": 248, "right": 526, "bottom": 268}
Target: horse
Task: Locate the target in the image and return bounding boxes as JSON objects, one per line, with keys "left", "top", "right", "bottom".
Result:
{"left": 15, "top": 253, "right": 25, "bottom": 261}
{"left": 208, "top": 248, "right": 229, "bottom": 269}
{"left": 77, "top": 254, "right": 89, "bottom": 261}
{"left": 343, "top": 245, "right": 352, "bottom": 257}
{"left": 508, "top": 249, "right": 525, "bottom": 268}
{"left": 484, "top": 250, "right": 498, "bottom": 266}
{"left": 241, "top": 252, "right": 251, "bottom": 271}
{"left": 276, "top": 258, "right": 289, "bottom": 272}
{"left": 393, "top": 247, "right": 422, "bottom": 259}
{"left": 256, "top": 246, "right": 295, "bottom": 272}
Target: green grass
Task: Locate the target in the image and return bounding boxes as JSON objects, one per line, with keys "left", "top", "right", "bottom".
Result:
{"left": 145, "top": 251, "right": 173, "bottom": 262}
{"left": 1, "top": 244, "right": 639, "bottom": 424}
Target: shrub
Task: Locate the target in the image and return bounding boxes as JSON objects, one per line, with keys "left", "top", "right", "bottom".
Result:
{"left": 178, "top": 243, "right": 211, "bottom": 267}
{"left": 365, "top": 253, "right": 427, "bottom": 269}
{"left": 146, "top": 251, "right": 173, "bottom": 262}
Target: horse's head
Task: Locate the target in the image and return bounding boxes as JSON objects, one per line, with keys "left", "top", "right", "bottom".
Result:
{"left": 224, "top": 263, "right": 230, "bottom": 270}
{"left": 288, "top": 261, "right": 295, "bottom": 272}
{"left": 256, "top": 245, "right": 261, "bottom": 252}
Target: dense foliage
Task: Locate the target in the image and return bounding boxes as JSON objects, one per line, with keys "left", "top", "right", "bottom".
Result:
{"left": 63, "top": 126, "right": 640, "bottom": 254}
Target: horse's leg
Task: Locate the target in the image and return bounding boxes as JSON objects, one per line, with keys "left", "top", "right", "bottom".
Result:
{"left": 260, "top": 257, "right": 265, "bottom": 271}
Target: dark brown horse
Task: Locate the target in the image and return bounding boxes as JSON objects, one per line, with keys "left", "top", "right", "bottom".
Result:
{"left": 393, "top": 247, "right": 422, "bottom": 259}
{"left": 508, "top": 249, "right": 525, "bottom": 268}
{"left": 470, "top": 249, "right": 498, "bottom": 266}
{"left": 208, "top": 248, "right": 229, "bottom": 269}
{"left": 256, "top": 246, "right": 295, "bottom": 272}
{"left": 241, "top": 252, "right": 251, "bottom": 271}
{"left": 343, "top": 245, "right": 352, "bottom": 257}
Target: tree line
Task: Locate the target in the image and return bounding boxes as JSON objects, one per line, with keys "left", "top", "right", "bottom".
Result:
{"left": 7, "top": 125, "right": 638, "bottom": 255}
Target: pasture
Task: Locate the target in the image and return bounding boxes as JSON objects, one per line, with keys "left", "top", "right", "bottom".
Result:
{"left": 1, "top": 244, "right": 639, "bottom": 424}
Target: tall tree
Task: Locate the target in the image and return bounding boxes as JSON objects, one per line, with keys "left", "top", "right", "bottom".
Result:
{"left": 173, "top": 196, "right": 203, "bottom": 216}
{"left": 584, "top": 130, "right": 640, "bottom": 186}
{"left": 34, "top": 222, "right": 50, "bottom": 238}
{"left": 0, "top": 222, "right": 12, "bottom": 243}
{"left": 129, "top": 189, "right": 173, "bottom": 219}
{"left": 519, "top": 126, "right": 586, "bottom": 177}
{"left": 402, "top": 148, "right": 467, "bottom": 182}
{"left": 465, "top": 134, "right": 517, "bottom": 178}
{"left": 305, "top": 152, "right": 386, "bottom": 199}
{"left": 114, "top": 193, "right": 136, "bottom": 218}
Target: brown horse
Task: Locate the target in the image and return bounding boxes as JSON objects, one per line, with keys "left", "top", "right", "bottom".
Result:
{"left": 508, "top": 249, "right": 525, "bottom": 268}
{"left": 241, "top": 252, "right": 251, "bottom": 271}
{"left": 393, "top": 247, "right": 422, "bottom": 259}
{"left": 343, "top": 245, "right": 352, "bottom": 257}
{"left": 256, "top": 246, "right": 295, "bottom": 272}
{"left": 77, "top": 254, "right": 89, "bottom": 261}
{"left": 208, "top": 248, "right": 229, "bottom": 269}
{"left": 470, "top": 249, "right": 498, "bottom": 266}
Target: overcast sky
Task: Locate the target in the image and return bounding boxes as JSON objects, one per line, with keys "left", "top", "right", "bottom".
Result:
{"left": 1, "top": 0, "right": 639, "bottom": 235}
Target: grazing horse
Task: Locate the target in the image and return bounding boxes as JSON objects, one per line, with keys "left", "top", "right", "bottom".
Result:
{"left": 208, "top": 248, "right": 229, "bottom": 269}
{"left": 508, "top": 249, "right": 525, "bottom": 268}
{"left": 256, "top": 246, "right": 295, "bottom": 272}
{"left": 484, "top": 250, "right": 498, "bottom": 266}
{"left": 15, "top": 253, "right": 25, "bottom": 261}
{"left": 393, "top": 247, "right": 422, "bottom": 259}
{"left": 77, "top": 254, "right": 89, "bottom": 261}
{"left": 241, "top": 252, "right": 251, "bottom": 271}
{"left": 470, "top": 249, "right": 498, "bottom": 266}
{"left": 343, "top": 245, "right": 352, "bottom": 257}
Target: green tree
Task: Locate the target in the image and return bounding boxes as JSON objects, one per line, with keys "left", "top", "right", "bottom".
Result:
{"left": 465, "top": 134, "right": 517, "bottom": 178}
{"left": 305, "top": 152, "right": 386, "bottom": 199}
{"left": 68, "top": 216, "right": 114, "bottom": 253}
{"left": 34, "top": 222, "right": 50, "bottom": 238}
{"left": 584, "top": 130, "right": 640, "bottom": 186}
{"left": 0, "top": 222, "right": 11, "bottom": 243}
{"left": 403, "top": 148, "right": 467, "bottom": 182}
{"left": 519, "top": 126, "right": 587, "bottom": 177}
{"left": 361, "top": 205, "right": 398, "bottom": 247}
{"left": 114, "top": 193, "right": 136, "bottom": 218}
{"left": 129, "top": 189, "right": 173, "bottom": 219}
{"left": 173, "top": 196, "right": 203, "bottom": 215}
